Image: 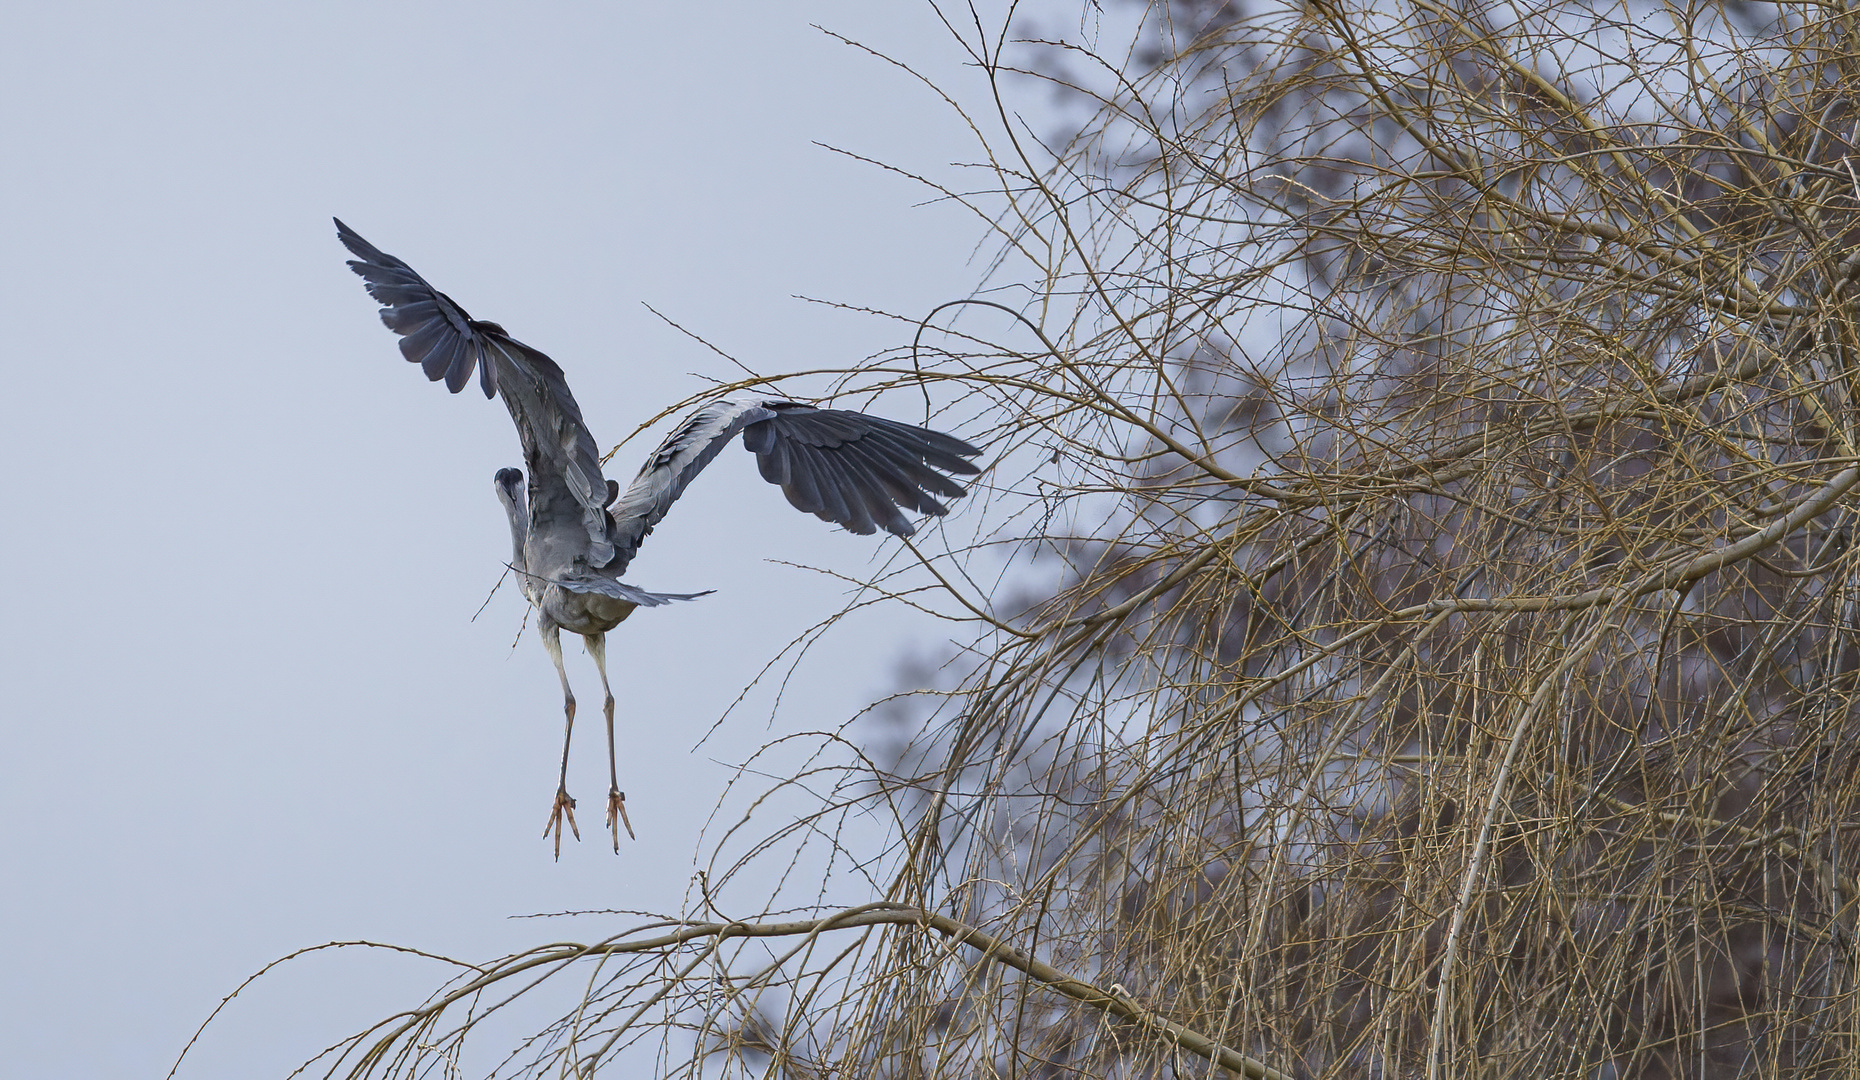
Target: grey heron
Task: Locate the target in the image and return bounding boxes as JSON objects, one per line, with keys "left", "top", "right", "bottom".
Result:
{"left": 336, "top": 219, "right": 982, "bottom": 855}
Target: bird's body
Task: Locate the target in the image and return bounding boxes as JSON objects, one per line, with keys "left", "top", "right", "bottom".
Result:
{"left": 337, "top": 219, "right": 982, "bottom": 854}
{"left": 496, "top": 467, "right": 637, "bottom": 631}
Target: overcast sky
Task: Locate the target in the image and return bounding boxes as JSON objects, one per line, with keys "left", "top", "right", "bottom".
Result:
{"left": 0, "top": 3, "right": 1005, "bottom": 1075}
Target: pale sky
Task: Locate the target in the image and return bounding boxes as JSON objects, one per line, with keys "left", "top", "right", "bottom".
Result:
{"left": 0, "top": 3, "right": 998, "bottom": 1075}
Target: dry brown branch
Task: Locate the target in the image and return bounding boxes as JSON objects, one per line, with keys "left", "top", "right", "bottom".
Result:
{"left": 273, "top": 905, "right": 1291, "bottom": 1080}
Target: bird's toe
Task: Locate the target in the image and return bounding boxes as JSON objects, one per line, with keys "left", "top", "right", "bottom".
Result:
{"left": 607, "top": 789, "right": 635, "bottom": 851}
{"left": 544, "top": 788, "right": 581, "bottom": 859}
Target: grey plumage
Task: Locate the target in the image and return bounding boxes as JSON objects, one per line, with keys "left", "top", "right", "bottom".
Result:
{"left": 337, "top": 219, "right": 983, "bottom": 854}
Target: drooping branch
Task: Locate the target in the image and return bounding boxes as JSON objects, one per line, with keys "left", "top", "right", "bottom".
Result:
{"left": 327, "top": 903, "right": 1293, "bottom": 1080}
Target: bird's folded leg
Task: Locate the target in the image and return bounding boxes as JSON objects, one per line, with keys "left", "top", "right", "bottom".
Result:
{"left": 545, "top": 788, "right": 581, "bottom": 859}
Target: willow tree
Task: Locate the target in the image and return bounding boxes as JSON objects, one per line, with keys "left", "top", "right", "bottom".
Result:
{"left": 212, "top": 2, "right": 1860, "bottom": 1078}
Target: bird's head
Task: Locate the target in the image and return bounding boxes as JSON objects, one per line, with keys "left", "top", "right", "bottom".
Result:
{"left": 494, "top": 466, "right": 525, "bottom": 513}
{"left": 494, "top": 467, "right": 529, "bottom": 550}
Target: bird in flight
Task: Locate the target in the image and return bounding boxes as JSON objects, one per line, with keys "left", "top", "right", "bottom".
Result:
{"left": 336, "top": 219, "right": 983, "bottom": 855}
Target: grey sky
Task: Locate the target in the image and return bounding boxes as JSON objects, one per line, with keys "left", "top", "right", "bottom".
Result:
{"left": 0, "top": 4, "right": 989, "bottom": 1075}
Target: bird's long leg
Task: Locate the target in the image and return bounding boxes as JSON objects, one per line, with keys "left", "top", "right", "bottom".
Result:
{"left": 539, "top": 617, "right": 581, "bottom": 858}
{"left": 584, "top": 633, "right": 634, "bottom": 850}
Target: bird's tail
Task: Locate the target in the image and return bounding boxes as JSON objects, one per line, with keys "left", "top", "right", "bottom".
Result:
{"left": 549, "top": 572, "right": 713, "bottom": 607}
{"left": 610, "top": 583, "right": 714, "bottom": 607}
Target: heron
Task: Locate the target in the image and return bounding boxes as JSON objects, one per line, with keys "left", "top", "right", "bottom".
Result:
{"left": 336, "top": 219, "right": 982, "bottom": 855}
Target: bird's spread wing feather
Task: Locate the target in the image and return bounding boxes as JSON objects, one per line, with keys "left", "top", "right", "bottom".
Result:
{"left": 607, "top": 398, "right": 983, "bottom": 575}
{"left": 336, "top": 219, "right": 616, "bottom": 564}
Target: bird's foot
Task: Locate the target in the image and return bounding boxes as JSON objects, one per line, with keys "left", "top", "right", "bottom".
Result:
{"left": 607, "top": 788, "right": 635, "bottom": 851}
{"left": 544, "top": 788, "right": 581, "bottom": 859}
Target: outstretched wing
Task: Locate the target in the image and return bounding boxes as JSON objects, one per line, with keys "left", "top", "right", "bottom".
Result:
{"left": 608, "top": 398, "right": 983, "bottom": 575}
{"left": 336, "top": 219, "right": 616, "bottom": 565}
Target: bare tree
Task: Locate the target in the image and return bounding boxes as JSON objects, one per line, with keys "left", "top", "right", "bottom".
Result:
{"left": 180, "top": 2, "right": 1860, "bottom": 1078}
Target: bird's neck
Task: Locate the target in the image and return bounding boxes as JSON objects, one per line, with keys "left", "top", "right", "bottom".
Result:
{"left": 505, "top": 515, "right": 529, "bottom": 574}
